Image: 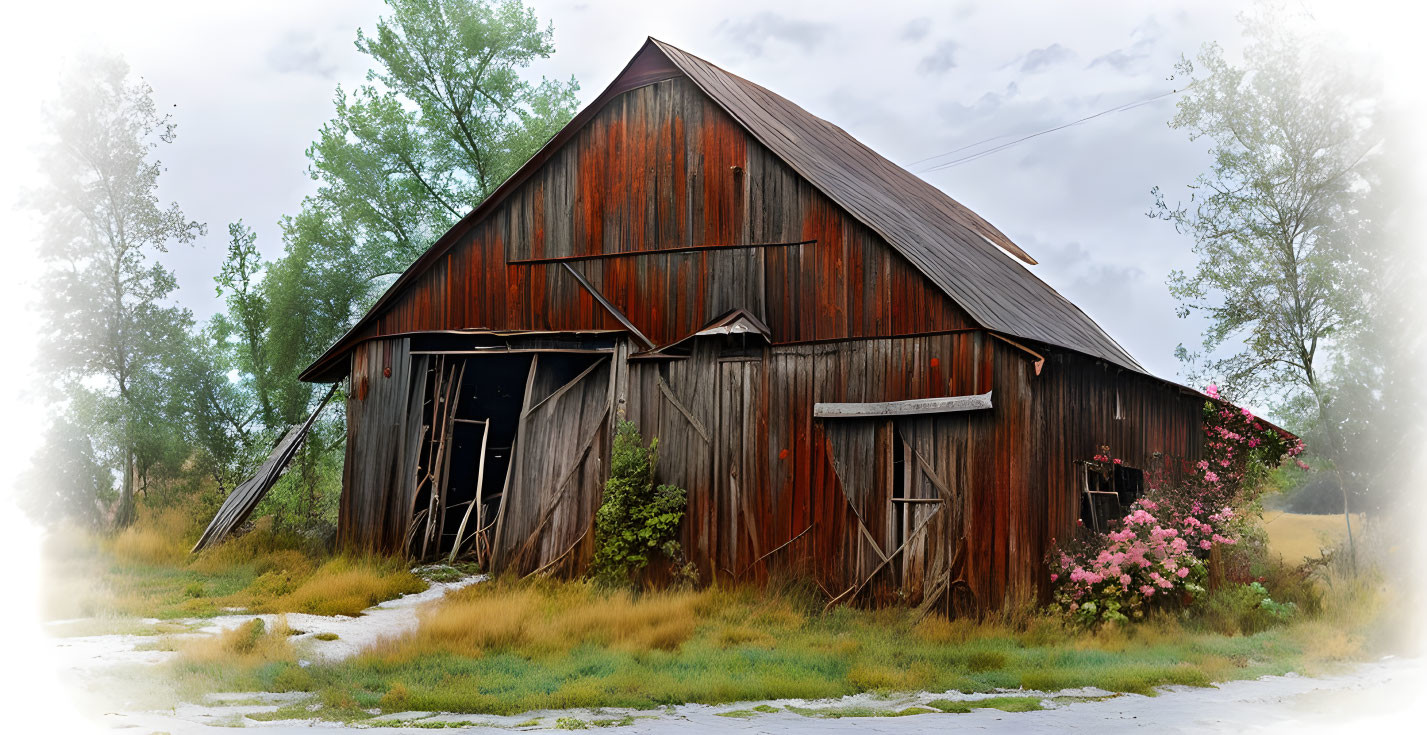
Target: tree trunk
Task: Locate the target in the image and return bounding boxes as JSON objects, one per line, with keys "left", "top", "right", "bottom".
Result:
{"left": 1310, "top": 384, "right": 1356, "bottom": 571}
{"left": 115, "top": 447, "right": 137, "bottom": 528}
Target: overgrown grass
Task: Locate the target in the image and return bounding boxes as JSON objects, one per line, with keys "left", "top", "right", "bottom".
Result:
{"left": 160, "top": 560, "right": 1390, "bottom": 719}
{"left": 58, "top": 495, "right": 1397, "bottom": 723}
{"left": 42, "top": 504, "right": 425, "bottom": 622}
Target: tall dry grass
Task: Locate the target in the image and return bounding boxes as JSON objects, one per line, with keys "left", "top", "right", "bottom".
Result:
{"left": 45, "top": 501, "right": 425, "bottom": 621}
{"left": 370, "top": 579, "right": 701, "bottom": 662}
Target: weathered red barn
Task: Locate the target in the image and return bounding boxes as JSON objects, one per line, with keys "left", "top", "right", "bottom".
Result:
{"left": 201, "top": 39, "right": 1216, "bottom": 613}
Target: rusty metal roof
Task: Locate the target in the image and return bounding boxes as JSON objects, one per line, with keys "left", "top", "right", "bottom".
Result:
{"left": 649, "top": 39, "right": 1145, "bottom": 374}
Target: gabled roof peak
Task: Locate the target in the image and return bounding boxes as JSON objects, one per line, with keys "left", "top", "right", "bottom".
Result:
{"left": 301, "top": 37, "right": 1145, "bottom": 381}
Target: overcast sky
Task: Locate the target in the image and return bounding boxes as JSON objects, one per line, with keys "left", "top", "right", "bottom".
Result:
{"left": 0, "top": 6, "right": 1418, "bottom": 718}
{"left": 1, "top": 0, "right": 1415, "bottom": 400}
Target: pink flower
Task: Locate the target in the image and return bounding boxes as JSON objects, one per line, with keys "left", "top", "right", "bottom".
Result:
{"left": 1050, "top": 573, "right": 1058, "bottom": 583}
{"left": 1200, "top": 540, "right": 1213, "bottom": 550}
{"left": 1205, "top": 384, "right": 1220, "bottom": 399}
{"left": 1204, "top": 471, "right": 1219, "bottom": 484}
{"left": 1140, "top": 585, "right": 1156, "bottom": 597}
{"left": 1176, "top": 566, "right": 1189, "bottom": 578}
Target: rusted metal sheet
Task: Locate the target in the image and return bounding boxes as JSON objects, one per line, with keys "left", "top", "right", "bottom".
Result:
{"left": 192, "top": 383, "right": 338, "bottom": 552}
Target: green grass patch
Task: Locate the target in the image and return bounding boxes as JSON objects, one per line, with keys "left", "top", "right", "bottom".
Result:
{"left": 926, "top": 696, "right": 1045, "bottom": 713}
{"left": 145, "top": 572, "right": 1385, "bottom": 721}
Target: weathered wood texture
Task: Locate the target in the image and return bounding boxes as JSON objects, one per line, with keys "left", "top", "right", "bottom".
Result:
{"left": 339, "top": 338, "right": 425, "bottom": 553}
{"left": 494, "top": 356, "right": 614, "bottom": 575}
{"left": 619, "top": 333, "right": 1203, "bottom": 611}
{"left": 193, "top": 384, "right": 339, "bottom": 552}
{"left": 303, "top": 75, "right": 974, "bottom": 381}
{"left": 319, "top": 41, "right": 1213, "bottom": 612}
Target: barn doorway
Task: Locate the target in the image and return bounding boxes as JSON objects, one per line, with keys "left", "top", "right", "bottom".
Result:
{"left": 405, "top": 348, "right": 611, "bottom": 562}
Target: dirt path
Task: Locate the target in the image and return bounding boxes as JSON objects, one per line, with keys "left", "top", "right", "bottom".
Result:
{"left": 48, "top": 574, "right": 487, "bottom": 677}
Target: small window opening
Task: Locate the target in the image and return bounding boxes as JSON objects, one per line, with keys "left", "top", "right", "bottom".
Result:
{"left": 1077, "top": 458, "right": 1146, "bottom": 534}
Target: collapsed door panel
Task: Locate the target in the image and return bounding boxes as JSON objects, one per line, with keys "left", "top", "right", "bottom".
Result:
{"left": 494, "top": 355, "right": 613, "bottom": 574}
{"left": 825, "top": 419, "right": 894, "bottom": 581}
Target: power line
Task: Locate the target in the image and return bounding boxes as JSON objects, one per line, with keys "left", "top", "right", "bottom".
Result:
{"left": 912, "top": 84, "right": 1190, "bottom": 174}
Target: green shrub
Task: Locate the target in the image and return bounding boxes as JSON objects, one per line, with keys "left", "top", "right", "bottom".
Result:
{"left": 1196, "top": 582, "right": 1296, "bottom": 635}
{"left": 589, "top": 422, "right": 686, "bottom": 586}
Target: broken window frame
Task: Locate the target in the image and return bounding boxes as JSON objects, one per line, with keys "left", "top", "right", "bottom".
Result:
{"left": 1076, "top": 459, "right": 1146, "bottom": 534}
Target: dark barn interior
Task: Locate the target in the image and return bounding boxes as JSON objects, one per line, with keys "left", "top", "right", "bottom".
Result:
{"left": 197, "top": 38, "right": 1232, "bottom": 614}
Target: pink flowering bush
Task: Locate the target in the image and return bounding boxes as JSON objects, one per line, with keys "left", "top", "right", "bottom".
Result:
{"left": 1049, "top": 387, "right": 1301, "bottom": 625}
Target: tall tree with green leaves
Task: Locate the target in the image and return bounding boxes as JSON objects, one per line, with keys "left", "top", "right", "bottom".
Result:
{"left": 219, "top": 0, "right": 579, "bottom": 527}
{"left": 257, "top": 0, "right": 578, "bottom": 422}
{"left": 30, "top": 53, "right": 205, "bottom": 526}
{"left": 306, "top": 0, "right": 580, "bottom": 275}
{"left": 212, "top": 221, "right": 276, "bottom": 428}
{"left": 1152, "top": 4, "right": 1380, "bottom": 557}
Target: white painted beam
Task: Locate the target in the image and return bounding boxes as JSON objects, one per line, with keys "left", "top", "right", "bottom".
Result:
{"left": 813, "top": 391, "right": 993, "bottom": 419}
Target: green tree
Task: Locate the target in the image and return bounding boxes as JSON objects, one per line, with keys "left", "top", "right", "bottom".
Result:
{"left": 1152, "top": 5, "right": 1380, "bottom": 559}
{"left": 29, "top": 53, "right": 205, "bottom": 526}
{"left": 266, "top": 0, "right": 580, "bottom": 396}
{"left": 306, "top": 0, "right": 580, "bottom": 275}
{"left": 249, "top": 0, "right": 580, "bottom": 521}
{"left": 211, "top": 221, "right": 276, "bottom": 428}
{"left": 19, "top": 418, "right": 113, "bottom": 527}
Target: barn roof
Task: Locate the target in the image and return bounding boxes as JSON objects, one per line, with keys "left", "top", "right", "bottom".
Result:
{"left": 648, "top": 39, "right": 1143, "bottom": 373}
{"left": 301, "top": 38, "right": 1144, "bottom": 382}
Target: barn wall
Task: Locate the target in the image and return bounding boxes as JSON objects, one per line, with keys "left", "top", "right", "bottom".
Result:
{"left": 1029, "top": 348, "right": 1208, "bottom": 556}
{"left": 347, "top": 76, "right": 973, "bottom": 351}
{"left": 624, "top": 331, "right": 1012, "bottom": 608}
{"left": 339, "top": 337, "right": 425, "bottom": 553}
{"left": 327, "top": 76, "right": 1209, "bottom": 612}
{"left": 617, "top": 335, "right": 1204, "bottom": 612}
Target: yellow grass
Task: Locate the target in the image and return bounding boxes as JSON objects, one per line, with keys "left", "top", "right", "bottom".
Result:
{"left": 1262, "top": 511, "right": 1366, "bottom": 563}
{"left": 45, "top": 501, "right": 426, "bottom": 620}
{"left": 177, "top": 616, "right": 298, "bottom": 667}
{"left": 258, "top": 557, "right": 426, "bottom": 617}
{"left": 371, "top": 579, "right": 701, "bottom": 662}
{"left": 108, "top": 506, "right": 197, "bottom": 566}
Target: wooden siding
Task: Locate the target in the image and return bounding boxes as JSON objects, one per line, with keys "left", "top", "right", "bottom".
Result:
{"left": 493, "top": 355, "right": 616, "bottom": 575}
{"left": 311, "top": 76, "right": 972, "bottom": 381}
{"left": 321, "top": 60, "right": 1211, "bottom": 613}
{"left": 615, "top": 334, "right": 1204, "bottom": 611}
{"left": 623, "top": 331, "right": 1009, "bottom": 607}
{"left": 339, "top": 338, "right": 426, "bottom": 553}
